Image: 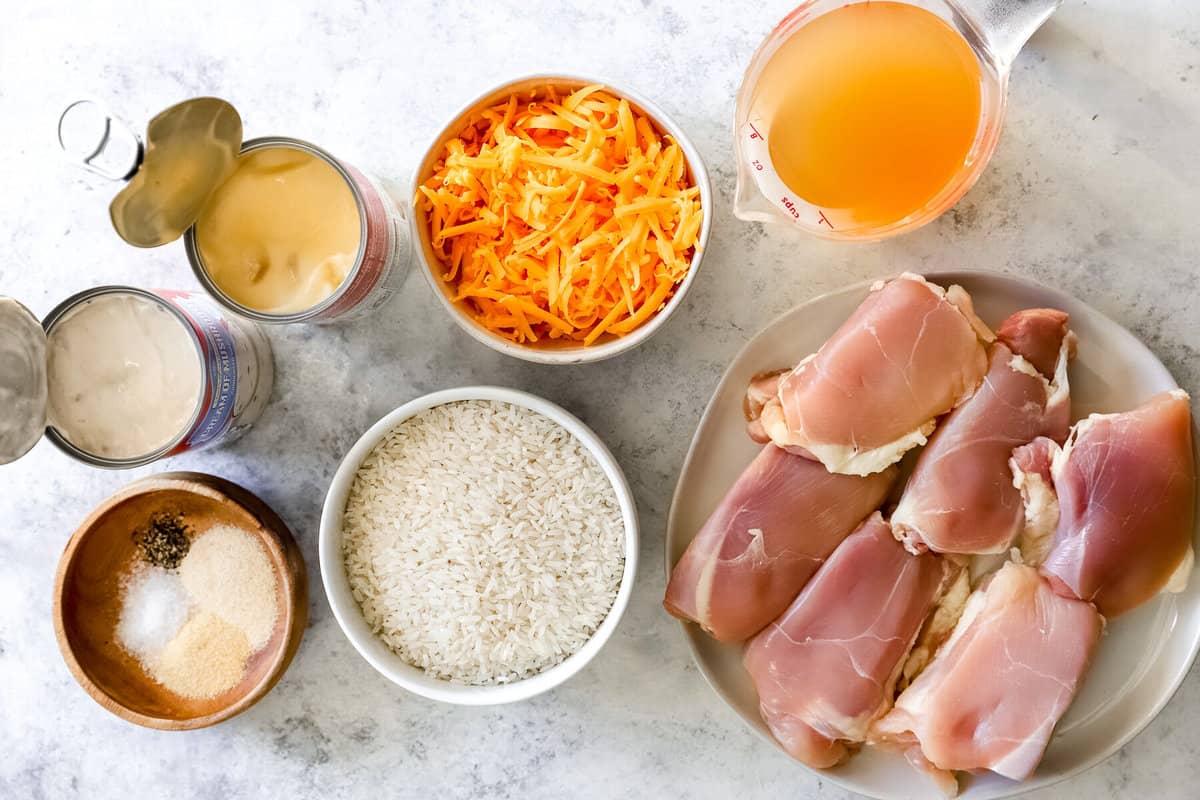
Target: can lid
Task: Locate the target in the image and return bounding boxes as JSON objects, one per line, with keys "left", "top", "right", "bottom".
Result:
{"left": 0, "top": 297, "right": 47, "bottom": 465}
{"left": 61, "top": 97, "right": 243, "bottom": 248}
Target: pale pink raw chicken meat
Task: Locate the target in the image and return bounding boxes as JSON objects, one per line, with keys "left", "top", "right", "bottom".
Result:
{"left": 743, "top": 513, "right": 953, "bottom": 768}
{"left": 664, "top": 445, "right": 897, "bottom": 642}
{"left": 744, "top": 370, "right": 787, "bottom": 444}
{"left": 994, "top": 307, "right": 1073, "bottom": 382}
{"left": 747, "top": 273, "right": 992, "bottom": 476}
{"left": 1038, "top": 389, "right": 1196, "bottom": 617}
{"left": 872, "top": 562, "right": 1103, "bottom": 790}
{"left": 1009, "top": 436, "right": 1062, "bottom": 565}
{"left": 891, "top": 309, "right": 1072, "bottom": 555}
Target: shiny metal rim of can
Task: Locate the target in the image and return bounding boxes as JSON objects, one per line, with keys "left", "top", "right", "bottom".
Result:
{"left": 183, "top": 136, "right": 373, "bottom": 324}
{"left": 40, "top": 286, "right": 208, "bottom": 469}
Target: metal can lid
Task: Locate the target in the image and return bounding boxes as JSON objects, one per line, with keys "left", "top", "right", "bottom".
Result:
{"left": 0, "top": 297, "right": 48, "bottom": 464}
{"left": 61, "top": 97, "right": 244, "bottom": 248}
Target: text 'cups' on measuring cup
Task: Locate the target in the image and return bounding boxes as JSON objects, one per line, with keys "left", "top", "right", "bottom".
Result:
{"left": 733, "top": 0, "right": 1062, "bottom": 241}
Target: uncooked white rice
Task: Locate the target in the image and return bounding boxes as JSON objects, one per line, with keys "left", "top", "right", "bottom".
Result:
{"left": 342, "top": 400, "right": 625, "bottom": 685}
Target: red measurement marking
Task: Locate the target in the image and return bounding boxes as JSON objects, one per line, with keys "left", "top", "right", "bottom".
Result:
{"left": 779, "top": 196, "right": 801, "bottom": 220}
{"left": 748, "top": 122, "right": 763, "bottom": 140}
{"left": 817, "top": 211, "right": 834, "bottom": 229}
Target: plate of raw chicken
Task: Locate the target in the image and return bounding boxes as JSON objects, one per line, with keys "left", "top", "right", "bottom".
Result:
{"left": 664, "top": 272, "right": 1198, "bottom": 799}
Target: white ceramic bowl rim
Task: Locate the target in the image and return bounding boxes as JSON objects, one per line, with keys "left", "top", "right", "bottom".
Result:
{"left": 408, "top": 73, "right": 714, "bottom": 365}
{"left": 319, "top": 385, "right": 639, "bottom": 705}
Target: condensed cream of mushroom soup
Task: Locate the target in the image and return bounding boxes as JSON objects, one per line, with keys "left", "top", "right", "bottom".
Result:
{"left": 47, "top": 291, "right": 201, "bottom": 459}
{"left": 41, "top": 287, "right": 274, "bottom": 467}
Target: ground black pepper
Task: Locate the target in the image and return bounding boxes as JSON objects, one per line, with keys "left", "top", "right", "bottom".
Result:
{"left": 134, "top": 513, "right": 192, "bottom": 569}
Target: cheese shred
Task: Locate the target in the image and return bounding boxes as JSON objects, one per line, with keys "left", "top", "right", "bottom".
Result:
{"left": 417, "top": 85, "right": 703, "bottom": 346}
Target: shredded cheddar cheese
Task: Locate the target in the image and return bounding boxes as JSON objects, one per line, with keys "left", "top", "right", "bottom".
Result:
{"left": 417, "top": 85, "right": 703, "bottom": 346}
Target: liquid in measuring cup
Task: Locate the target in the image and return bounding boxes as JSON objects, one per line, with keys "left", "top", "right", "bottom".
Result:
{"left": 738, "top": 0, "right": 1003, "bottom": 238}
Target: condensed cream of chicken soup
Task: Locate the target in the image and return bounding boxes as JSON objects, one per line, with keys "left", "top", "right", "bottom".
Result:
{"left": 194, "top": 146, "right": 362, "bottom": 314}
{"left": 46, "top": 292, "right": 202, "bottom": 459}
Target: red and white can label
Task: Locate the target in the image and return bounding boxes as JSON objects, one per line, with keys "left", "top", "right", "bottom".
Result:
{"left": 154, "top": 290, "right": 243, "bottom": 452}
{"left": 316, "top": 164, "right": 401, "bottom": 321}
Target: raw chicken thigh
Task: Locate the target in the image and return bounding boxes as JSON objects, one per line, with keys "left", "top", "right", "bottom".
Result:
{"left": 891, "top": 309, "right": 1072, "bottom": 555}
{"left": 1009, "top": 436, "right": 1062, "bottom": 564}
{"left": 744, "top": 369, "right": 786, "bottom": 444}
{"left": 671, "top": 271, "right": 1197, "bottom": 791}
{"left": 872, "top": 562, "right": 1103, "bottom": 791}
{"left": 665, "top": 445, "right": 896, "bottom": 641}
{"left": 747, "top": 273, "right": 992, "bottom": 476}
{"left": 994, "top": 307, "right": 1074, "bottom": 381}
{"left": 1038, "top": 389, "right": 1196, "bottom": 616}
{"left": 743, "top": 514, "right": 954, "bottom": 768}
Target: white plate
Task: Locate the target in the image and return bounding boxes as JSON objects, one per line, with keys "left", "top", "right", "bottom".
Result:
{"left": 665, "top": 271, "right": 1200, "bottom": 799}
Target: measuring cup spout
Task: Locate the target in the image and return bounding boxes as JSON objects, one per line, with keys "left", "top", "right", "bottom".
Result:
{"left": 733, "top": 154, "right": 785, "bottom": 225}
{"left": 954, "top": 0, "right": 1062, "bottom": 70}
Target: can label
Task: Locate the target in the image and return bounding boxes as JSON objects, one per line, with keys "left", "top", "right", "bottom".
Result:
{"left": 316, "top": 164, "right": 406, "bottom": 321}
{"left": 157, "top": 290, "right": 240, "bottom": 450}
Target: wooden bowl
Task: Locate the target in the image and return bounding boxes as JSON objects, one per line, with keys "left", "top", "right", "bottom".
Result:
{"left": 52, "top": 472, "right": 308, "bottom": 730}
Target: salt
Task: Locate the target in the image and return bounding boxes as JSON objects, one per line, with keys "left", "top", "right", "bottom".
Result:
{"left": 113, "top": 523, "right": 278, "bottom": 699}
{"left": 115, "top": 566, "right": 191, "bottom": 664}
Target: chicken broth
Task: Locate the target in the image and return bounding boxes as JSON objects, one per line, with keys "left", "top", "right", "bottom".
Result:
{"left": 752, "top": 2, "right": 983, "bottom": 227}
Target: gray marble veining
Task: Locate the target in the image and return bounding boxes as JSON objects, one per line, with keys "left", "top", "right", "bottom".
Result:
{"left": 1, "top": 1, "right": 1197, "bottom": 798}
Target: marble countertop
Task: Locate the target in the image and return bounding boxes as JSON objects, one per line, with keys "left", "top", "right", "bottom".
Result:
{"left": 2, "top": 1, "right": 1198, "bottom": 797}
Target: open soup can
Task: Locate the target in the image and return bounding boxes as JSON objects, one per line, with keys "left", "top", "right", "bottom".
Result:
{"left": 0, "top": 287, "right": 273, "bottom": 469}
{"left": 184, "top": 137, "right": 408, "bottom": 324}
{"left": 58, "top": 98, "right": 410, "bottom": 325}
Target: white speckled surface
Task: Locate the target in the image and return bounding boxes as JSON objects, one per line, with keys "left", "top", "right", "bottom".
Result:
{"left": 1, "top": 1, "right": 1197, "bottom": 798}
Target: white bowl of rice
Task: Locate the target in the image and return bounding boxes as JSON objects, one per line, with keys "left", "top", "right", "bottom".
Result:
{"left": 319, "top": 386, "right": 638, "bottom": 705}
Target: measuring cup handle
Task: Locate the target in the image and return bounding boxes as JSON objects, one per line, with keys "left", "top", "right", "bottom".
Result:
{"left": 957, "top": 0, "right": 1063, "bottom": 69}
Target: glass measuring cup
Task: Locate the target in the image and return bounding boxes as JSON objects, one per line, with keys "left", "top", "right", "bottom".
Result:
{"left": 733, "top": 0, "right": 1062, "bottom": 241}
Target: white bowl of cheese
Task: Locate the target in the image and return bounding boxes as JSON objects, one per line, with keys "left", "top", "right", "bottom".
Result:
{"left": 409, "top": 74, "right": 713, "bottom": 365}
